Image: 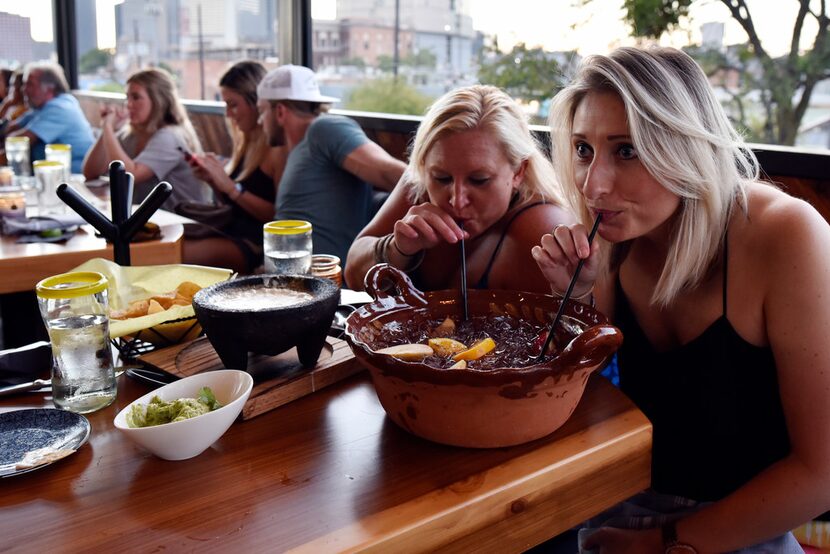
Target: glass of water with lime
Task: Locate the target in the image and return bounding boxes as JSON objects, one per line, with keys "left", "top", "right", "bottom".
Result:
{"left": 36, "top": 271, "right": 117, "bottom": 413}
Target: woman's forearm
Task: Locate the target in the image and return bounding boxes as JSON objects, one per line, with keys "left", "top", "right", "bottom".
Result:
{"left": 232, "top": 186, "right": 274, "bottom": 222}
{"left": 344, "top": 234, "right": 419, "bottom": 290}
{"left": 345, "top": 236, "right": 379, "bottom": 290}
{"left": 99, "top": 125, "right": 136, "bottom": 174}
{"left": 675, "top": 454, "right": 830, "bottom": 552}
{"left": 81, "top": 134, "right": 109, "bottom": 180}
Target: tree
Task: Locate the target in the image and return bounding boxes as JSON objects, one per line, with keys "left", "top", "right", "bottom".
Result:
{"left": 377, "top": 54, "right": 395, "bottom": 73}
{"left": 79, "top": 49, "right": 112, "bottom": 74}
{"left": 90, "top": 82, "right": 125, "bottom": 94}
{"left": 345, "top": 78, "right": 433, "bottom": 115}
{"left": 477, "top": 43, "right": 567, "bottom": 106}
{"left": 684, "top": 43, "right": 772, "bottom": 142}
{"left": 403, "top": 49, "right": 437, "bottom": 69}
{"left": 620, "top": 0, "right": 830, "bottom": 145}
{"left": 341, "top": 57, "right": 366, "bottom": 69}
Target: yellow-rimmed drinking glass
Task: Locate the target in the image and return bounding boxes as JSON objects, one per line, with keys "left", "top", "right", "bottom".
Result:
{"left": 36, "top": 271, "right": 116, "bottom": 413}
{"left": 263, "top": 220, "right": 313, "bottom": 274}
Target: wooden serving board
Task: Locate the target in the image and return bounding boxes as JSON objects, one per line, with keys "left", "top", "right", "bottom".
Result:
{"left": 137, "top": 335, "right": 363, "bottom": 420}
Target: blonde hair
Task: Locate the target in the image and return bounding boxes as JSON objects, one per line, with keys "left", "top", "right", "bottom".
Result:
{"left": 125, "top": 68, "right": 202, "bottom": 153}
{"left": 219, "top": 60, "right": 268, "bottom": 181}
{"left": 548, "top": 46, "right": 758, "bottom": 306}
{"left": 405, "top": 84, "right": 564, "bottom": 206}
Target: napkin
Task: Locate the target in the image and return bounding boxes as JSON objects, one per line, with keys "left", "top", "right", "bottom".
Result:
{"left": 2, "top": 214, "right": 86, "bottom": 243}
{"left": 0, "top": 341, "right": 51, "bottom": 387}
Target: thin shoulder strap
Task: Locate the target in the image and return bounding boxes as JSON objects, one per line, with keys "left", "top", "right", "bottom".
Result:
{"left": 474, "top": 201, "right": 546, "bottom": 289}
{"left": 722, "top": 231, "right": 729, "bottom": 316}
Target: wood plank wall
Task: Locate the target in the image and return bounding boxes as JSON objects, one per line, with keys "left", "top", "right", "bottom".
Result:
{"left": 76, "top": 94, "right": 234, "bottom": 159}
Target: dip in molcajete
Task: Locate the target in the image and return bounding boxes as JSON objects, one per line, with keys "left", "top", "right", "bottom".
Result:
{"left": 193, "top": 275, "right": 339, "bottom": 371}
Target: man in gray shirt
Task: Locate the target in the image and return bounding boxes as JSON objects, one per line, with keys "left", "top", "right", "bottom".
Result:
{"left": 256, "top": 65, "right": 406, "bottom": 271}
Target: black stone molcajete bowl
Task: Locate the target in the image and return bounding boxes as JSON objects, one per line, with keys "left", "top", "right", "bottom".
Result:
{"left": 192, "top": 275, "right": 340, "bottom": 371}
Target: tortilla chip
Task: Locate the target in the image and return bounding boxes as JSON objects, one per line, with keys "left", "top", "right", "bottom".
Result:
{"left": 175, "top": 281, "right": 201, "bottom": 300}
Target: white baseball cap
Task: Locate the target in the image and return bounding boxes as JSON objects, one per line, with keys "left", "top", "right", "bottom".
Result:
{"left": 257, "top": 65, "right": 340, "bottom": 103}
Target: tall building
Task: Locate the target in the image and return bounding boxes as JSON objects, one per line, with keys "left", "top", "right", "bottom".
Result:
{"left": 333, "top": 0, "right": 475, "bottom": 75}
{"left": 76, "top": 0, "right": 98, "bottom": 58}
{"left": 336, "top": 0, "right": 473, "bottom": 34}
{"left": 701, "top": 22, "right": 724, "bottom": 51}
{"left": 238, "top": 0, "right": 275, "bottom": 44}
{"left": 183, "top": 0, "right": 238, "bottom": 50}
{"left": 115, "top": 0, "right": 174, "bottom": 68}
{"left": 0, "top": 12, "right": 35, "bottom": 65}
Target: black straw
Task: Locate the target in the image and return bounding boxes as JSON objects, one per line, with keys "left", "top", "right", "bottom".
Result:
{"left": 460, "top": 222, "right": 469, "bottom": 321}
{"left": 536, "top": 214, "right": 602, "bottom": 361}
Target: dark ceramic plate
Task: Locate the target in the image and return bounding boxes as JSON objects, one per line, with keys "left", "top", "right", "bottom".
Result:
{"left": 0, "top": 409, "right": 91, "bottom": 477}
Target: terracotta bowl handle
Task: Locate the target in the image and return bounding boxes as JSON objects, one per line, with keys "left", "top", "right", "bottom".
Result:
{"left": 556, "top": 324, "right": 623, "bottom": 371}
{"left": 364, "top": 264, "right": 428, "bottom": 307}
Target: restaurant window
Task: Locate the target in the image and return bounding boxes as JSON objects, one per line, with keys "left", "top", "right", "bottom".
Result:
{"left": 311, "top": 0, "right": 830, "bottom": 152}
{"left": 311, "top": 0, "right": 474, "bottom": 117}
{"left": 0, "top": 2, "right": 57, "bottom": 74}
{"left": 75, "top": 0, "right": 280, "bottom": 102}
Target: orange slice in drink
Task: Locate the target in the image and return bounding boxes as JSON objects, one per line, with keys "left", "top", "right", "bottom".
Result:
{"left": 376, "top": 344, "right": 433, "bottom": 360}
{"left": 452, "top": 337, "right": 496, "bottom": 362}
{"left": 428, "top": 337, "right": 467, "bottom": 357}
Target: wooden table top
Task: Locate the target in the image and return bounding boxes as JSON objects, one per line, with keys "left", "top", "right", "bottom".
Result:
{"left": 0, "top": 370, "right": 651, "bottom": 552}
{"left": 0, "top": 210, "right": 185, "bottom": 295}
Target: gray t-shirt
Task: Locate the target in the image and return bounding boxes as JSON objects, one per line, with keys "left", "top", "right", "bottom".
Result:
{"left": 121, "top": 127, "right": 211, "bottom": 210}
{"left": 275, "top": 115, "right": 371, "bottom": 266}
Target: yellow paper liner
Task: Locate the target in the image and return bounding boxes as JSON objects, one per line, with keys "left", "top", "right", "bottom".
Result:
{"left": 70, "top": 258, "right": 233, "bottom": 339}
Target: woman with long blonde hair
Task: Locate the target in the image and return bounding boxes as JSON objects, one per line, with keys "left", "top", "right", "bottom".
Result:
{"left": 534, "top": 46, "right": 830, "bottom": 552}
{"left": 82, "top": 67, "right": 209, "bottom": 210}
{"left": 181, "top": 60, "right": 287, "bottom": 273}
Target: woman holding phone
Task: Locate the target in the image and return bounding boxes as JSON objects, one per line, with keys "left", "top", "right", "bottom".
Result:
{"left": 82, "top": 68, "right": 209, "bottom": 211}
{"left": 181, "top": 60, "right": 287, "bottom": 274}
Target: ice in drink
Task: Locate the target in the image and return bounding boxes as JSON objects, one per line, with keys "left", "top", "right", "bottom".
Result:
{"left": 48, "top": 314, "right": 116, "bottom": 413}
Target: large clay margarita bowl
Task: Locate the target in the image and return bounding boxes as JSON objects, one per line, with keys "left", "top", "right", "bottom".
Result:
{"left": 192, "top": 274, "right": 339, "bottom": 371}
{"left": 345, "top": 264, "right": 623, "bottom": 448}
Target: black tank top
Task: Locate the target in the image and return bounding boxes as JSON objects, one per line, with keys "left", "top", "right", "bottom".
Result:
{"left": 225, "top": 159, "right": 276, "bottom": 244}
{"left": 614, "top": 239, "right": 790, "bottom": 501}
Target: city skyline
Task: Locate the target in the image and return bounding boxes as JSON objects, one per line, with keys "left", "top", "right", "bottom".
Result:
{"left": 0, "top": 0, "right": 820, "bottom": 57}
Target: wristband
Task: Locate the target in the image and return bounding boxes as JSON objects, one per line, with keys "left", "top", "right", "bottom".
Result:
{"left": 550, "top": 284, "right": 594, "bottom": 301}
{"left": 392, "top": 237, "right": 420, "bottom": 258}
{"left": 374, "top": 234, "right": 424, "bottom": 272}
{"left": 231, "top": 182, "right": 244, "bottom": 202}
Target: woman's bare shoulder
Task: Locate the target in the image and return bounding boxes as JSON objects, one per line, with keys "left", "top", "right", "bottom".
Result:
{"left": 741, "top": 182, "right": 829, "bottom": 248}
{"left": 507, "top": 201, "right": 577, "bottom": 243}
{"left": 494, "top": 202, "right": 577, "bottom": 294}
{"left": 736, "top": 182, "right": 830, "bottom": 287}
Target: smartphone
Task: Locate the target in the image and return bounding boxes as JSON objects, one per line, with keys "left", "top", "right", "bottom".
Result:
{"left": 176, "top": 145, "right": 193, "bottom": 161}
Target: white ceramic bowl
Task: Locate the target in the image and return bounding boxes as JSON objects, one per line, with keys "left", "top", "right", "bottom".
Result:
{"left": 113, "top": 370, "right": 253, "bottom": 460}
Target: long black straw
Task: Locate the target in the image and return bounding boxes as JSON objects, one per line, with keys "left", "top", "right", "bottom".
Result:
{"left": 460, "top": 222, "right": 469, "bottom": 321}
{"left": 536, "top": 214, "right": 602, "bottom": 361}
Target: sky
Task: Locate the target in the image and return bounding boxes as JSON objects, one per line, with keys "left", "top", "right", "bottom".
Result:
{"left": 0, "top": 0, "right": 819, "bottom": 57}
